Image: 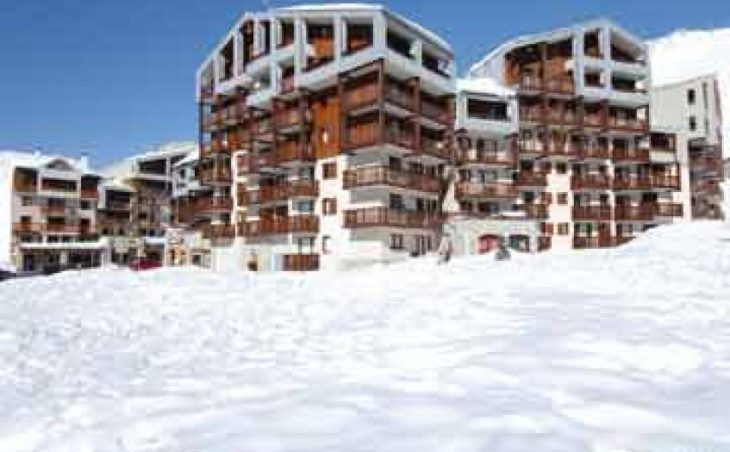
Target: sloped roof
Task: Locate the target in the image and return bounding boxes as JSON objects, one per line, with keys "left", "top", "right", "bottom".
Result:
{"left": 457, "top": 77, "right": 515, "bottom": 98}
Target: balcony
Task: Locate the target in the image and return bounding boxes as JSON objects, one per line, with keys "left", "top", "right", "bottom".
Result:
{"left": 12, "top": 222, "right": 43, "bottom": 234}
{"left": 80, "top": 189, "right": 98, "bottom": 200}
{"left": 201, "top": 140, "right": 230, "bottom": 158}
{"left": 613, "top": 175, "right": 681, "bottom": 191}
{"left": 104, "top": 200, "right": 131, "bottom": 211}
{"left": 239, "top": 215, "right": 319, "bottom": 237}
{"left": 276, "top": 140, "right": 314, "bottom": 165}
{"left": 421, "top": 98, "right": 450, "bottom": 124}
{"left": 199, "top": 167, "right": 232, "bottom": 186}
{"left": 45, "top": 223, "right": 80, "bottom": 234}
{"left": 201, "top": 224, "right": 236, "bottom": 240}
{"left": 545, "top": 76, "right": 575, "bottom": 95}
{"left": 455, "top": 182, "right": 517, "bottom": 199}
{"left": 343, "top": 207, "right": 442, "bottom": 229}
{"left": 517, "top": 139, "right": 546, "bottom": 157}
{"left": 570, "top": 173, "right": 612, "bottom": 191}
{"left": 274, "top": 106, "right": 303, "bottom": 130}
{"left": 518, "top": 74, "right": 543, "bottom": 92}
{"left": 345, "top": 121, "right": 380, "bottom": 150}
{"left": 515, "top": 171, "right": 548, "bottom": 188}
{"left": 287, "top": 179, "right": 319, "bottom": 198}
{"left": 545, "top": 141, "right": 581, "bottom": 158}
{"left": 344, "top": 82, "right": 379, "bottom": 111}
{"left": 282, "top": 254, "right": 320, "bottom": 271}
{"left": 572, "top": 205, "right": 612, "bottom": 221}
{"left": 583, "top": 114, "right": 606, "bottom": 129}
{"left": 573, "top": 236, "right": 618, "bottom": 249}
{"left": 579, "top": 143, "right": 610, "bottom": 160}
{"left": 608, "top": 116, "right": 648, "bottom": 133}
{"left": 456, "top": 148, "right": 516, "bottom": 166}
{"left": 344, "top": 166, "right": 441, "bottom": 193}
{"left": 385, "top": 81, "right": 416, "bottom": 111}
{"left": 544, "top": 108, "right": 578, "bottom": 126}
{"left": 196, "top": 196, "right": 233, "bottom": 213}
{"left": 519, "top": 106, "right": 543, "bottom": 123}
{"left": 523, "top": 203, "right": 548, "bottom": 219}
{"left": 420, "top": 135, "right": 451, "bottom": 160}
{"left": 612, "top": 148, "right": 650, "bottom": 164}
{"left": 43, "top": 204, "right": 71, "bottom": 216}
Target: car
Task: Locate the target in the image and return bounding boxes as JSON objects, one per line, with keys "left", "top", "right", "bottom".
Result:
{"left": 129, "top": 258, "right": 162, "bottom": 271}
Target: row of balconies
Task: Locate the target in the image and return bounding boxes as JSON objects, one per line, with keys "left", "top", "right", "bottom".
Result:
{"left": 12, "top": 222, "right": 96, "bottom": 235}
{"left": 516, "top": 140, "right": 674, "bottom": 162}
{"left": 343, "top": 166, "right": 442, "bottom": 193}
{"left": 343, "top": 121, "right": 451, "bottom": 160}
{"left": 238, "top": 180, "right": 319, "bottom": 206}
{"left": 238, "top": 215, "right": 320, "bottom": 237}
{"left": 519, "top": 105, "right": 648, "bottom": 132}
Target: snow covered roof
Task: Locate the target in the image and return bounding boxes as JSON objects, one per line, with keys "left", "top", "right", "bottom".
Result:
{"left": 469, "top": 18, "right": 645, "bottom": 76}
{"left": 0, "top": 150, "right": 96, "bottom": 175}
{"left": 457, "top": 77, "right": 515, "bottom": 98}
{"left": 275, "top": 4, "right": 452, "bottom": 53}
{"left": 100, "top": 141, "right": 197, "bottom": 178}
{"left": 173, "top": 147, "right": 200, "bottom": 169}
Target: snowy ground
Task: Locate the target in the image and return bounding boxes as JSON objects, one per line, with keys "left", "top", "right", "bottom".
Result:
{"left": 1, "top": 222, "right": 730, "bottom": 452}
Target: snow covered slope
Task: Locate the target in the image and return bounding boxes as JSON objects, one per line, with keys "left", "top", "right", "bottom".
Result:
{"left": 1, "top": 222, "right": 730, "bottom": 452}
{"left": 648, "top": 28, "right": 730, "bottom": 156}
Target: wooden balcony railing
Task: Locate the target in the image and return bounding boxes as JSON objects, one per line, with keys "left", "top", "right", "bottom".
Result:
{"left": 523, "top": 203, "right": 549, "bottom": 219}
{"left": 518, "top": 74, "right": 543, "bottom": 91}
{"left": 570, "top": 174, "right": 612, "bottom": 191}
{"left": 583, "top": 114, "right": 606, "bottom": 128}
{"left": 385, "top": 81, "right": 416, "bottom": 111}
{"left": 345, "top": 121, "right": 380, "bottom": 149}
{"left": 104, "top": 200, "right": 131, "bottom": 211}
{"left": 517, "top": 139, "right": 546, "bottom": 156}
{"left": 196, "top": 197, "right": 233, "bottom": 213}
{"left": 579, "top": 144, "right": 610, "bottom": 160}
{"left": 612, "top": 148, "right": 650, "bottom": 163}
{"left": 287, "top": 179, "right": 319, "bottom": 198}
{"left": 573, "top": 236, "right": 619, "bottom": 249}
{"left": 343, "top": 207, "right": 443, "bottom": 229}
{"left": 12, "top": 222, "right": 43, "bottom": 233}
{"left": 344, "top": 82, "right": 379, "bottom": 110}
{"left": 277, "top": 140, "right": 314, "bottom": 164}
{"left": 572, "top": 205, "right": 613, "bottom": 221}
{"left": 344, "top": 166, "right": 441, "bottom": 193}
{"left": 608, "top": 116, "right": 648, "bottom": 132}
{"left": 201, "top": 224, "right": 236, "bottom": 240}
{"left": 421, "top": 98, "right": 450, "bottom": 124}
{"left": 199, "top": 167, "right": 232, "bottom": 185}
{"left": 80, "top": 189, "right": 99, "bottom": 199}
{"left": 455, "top": 182, "right": 517, "bottom": 199}
{"left": 545, "top": 76, "right": 575, "bottom": 94}
{"left": 545, "top": 141, "right": 581, "bottom": 158}
{"left": 456, "top": 148, "right": 516, "bottom": 166}
{"left": 515, "top": 171, "right": 548, "bottom": 187}
{"left": 420, "top": 135, "right": 450, "bottom": 159}
{"left": 239, "top": 215, "right": 319, "bottom": 237}
{"left": 613, "top": 175, "right": 680, "bottom": 191}
{"left": 519, "top": 106, "right": 543, "bottom": 122}
{"left": 274, "top": 107, "right": 302, "bottom": 129}
{"left": 282, "top": 254, "right": 320, "bottom": 271}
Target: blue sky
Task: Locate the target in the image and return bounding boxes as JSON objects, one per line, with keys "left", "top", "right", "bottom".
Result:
{"left": 0, "top": 0, "right": 728, "bottom": 166}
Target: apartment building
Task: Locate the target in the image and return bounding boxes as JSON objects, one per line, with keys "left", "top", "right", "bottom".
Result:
{"left": 466, "top": 19, "right": 684, "bottom": 250}
{"left": 0, "top": 151, "right": 108, "bottom": 274}
{"left": 194, "top": 4, "right": 456, "bottom": 270}
{"left": 651, "top": 74, "right": 725, "bottom": 220}
{"left": 100, "top": 142, "right": 193, "bottom": 263}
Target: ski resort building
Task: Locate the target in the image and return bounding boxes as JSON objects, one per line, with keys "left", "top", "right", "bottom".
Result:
{"left": 99, "top": 142, "right": 193, "bottom": 264}
{"left": 651, "top": 74, "right": 725, "bottom": 220}
{"left": 466, "top": 19, "right": 685, "bottom": 250}
{"left": 191, "top": 3, "right": 456, "bottom": 270}
{"left": 0, "top": 151, "right": 108, "bottom": 274}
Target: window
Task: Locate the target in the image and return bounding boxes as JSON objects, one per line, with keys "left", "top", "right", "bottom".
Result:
{"left": 689, "top": 115, "right": 697, "bottom": 131}
{"left": 541, "top": 192, "right": 553, "bottom": 205}
{"left": 702, "top": 82, "right": 709, "bottom": 109}
{"left": 322, "top": 198, "right": 337, "bottom": 215}
{"left": 557, "top": 223, "right": 570, "bottom": 235}
{"left": 322, "top": 162, "right": 337, "bottom": 179}
{"left": 687, "top": 88, "right": 696, "bottom": 105}
{"left": 541, "top": 223, "right": 554, "bottom": 235}
{"left": 297, "top": 200, "right": 314, "bottom": 213}
{"left": 390, "top": 234, "right": 404, "bottom": 250}
{"left": 389, "top": 194, "right": 404, "bottom": 210}
{"left": 21, "top": 196, "right": 34, "bottom": 206}
{"left": 297, "top": 237, "right": 315, "bottom": 254}
{"left": 557, "top": 193, "right": 568, "bottom": 205}
{"left": 556, "top": 162, "right": 567, "bottom": 174}
{"left": 80, "top": 200, "right": 91, "bottom": 210}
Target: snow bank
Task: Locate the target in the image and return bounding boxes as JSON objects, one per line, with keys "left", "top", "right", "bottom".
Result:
{"left": 1, "top": 222, "right": 729, "bottom": 452}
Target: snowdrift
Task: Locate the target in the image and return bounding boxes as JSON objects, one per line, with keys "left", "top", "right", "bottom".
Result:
{"left": 1, "top": 221, "right": 729, "bottom": 452}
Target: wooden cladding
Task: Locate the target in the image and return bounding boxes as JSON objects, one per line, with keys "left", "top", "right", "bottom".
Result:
{"left": 282, "top": 254, "right": 320, "bottom": 271}
{"left": 343, "top": 207, "right": 443, "bottom": 229}
{"left": 239, "top": 215, "right": 319, "bottom": 237}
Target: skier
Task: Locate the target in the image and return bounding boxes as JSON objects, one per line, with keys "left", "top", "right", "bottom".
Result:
{"left": 495, "top": 236, "right": 511, "bottom": 261}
